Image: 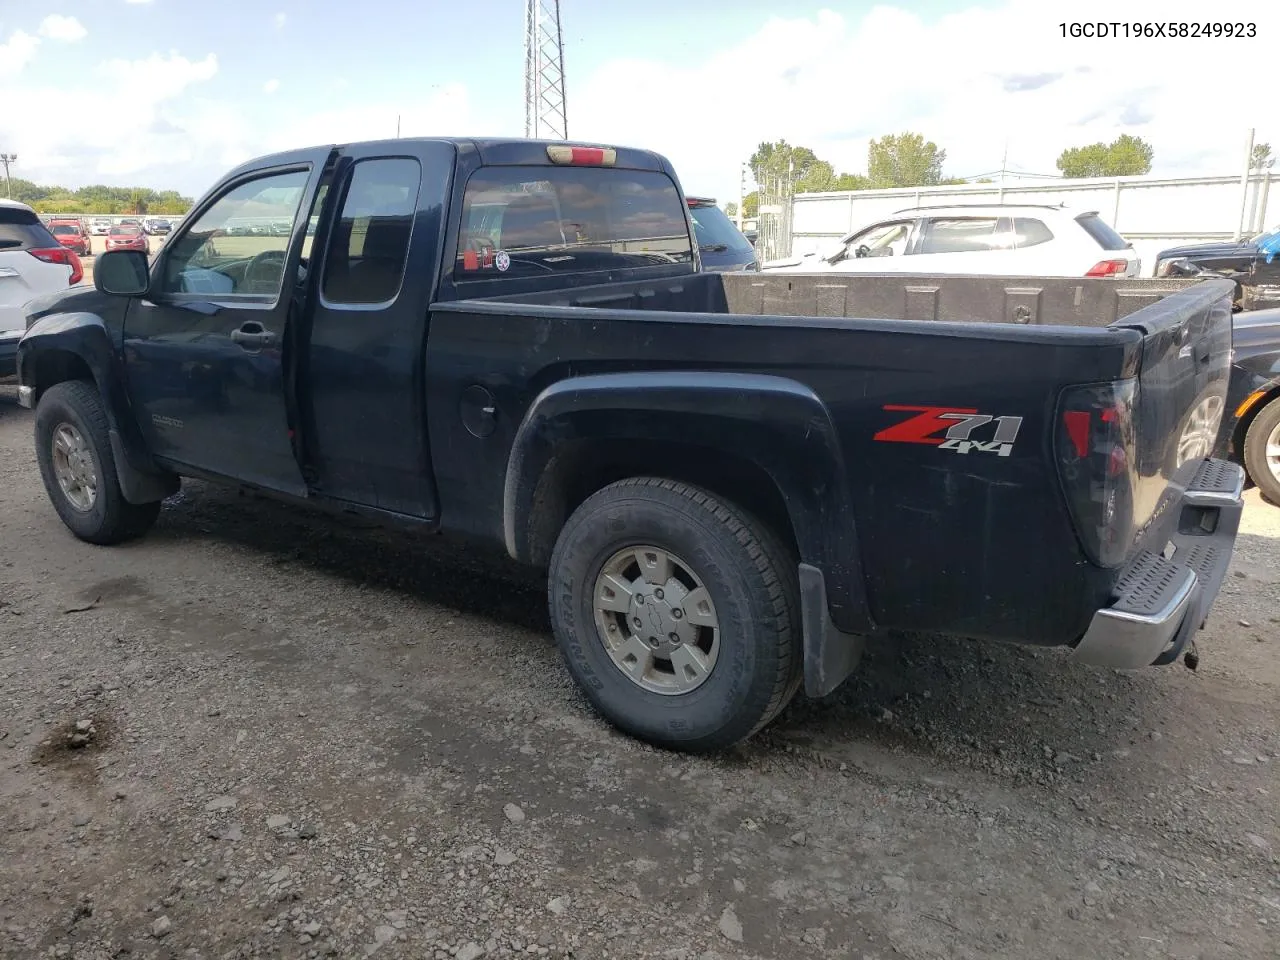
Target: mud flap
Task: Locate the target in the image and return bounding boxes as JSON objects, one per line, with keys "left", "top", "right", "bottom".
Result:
{"left": 798, "top": 562, "right": 865, "bottom": 698}
{"left": 109, "top": 429, "right": 180, "bottom": 504}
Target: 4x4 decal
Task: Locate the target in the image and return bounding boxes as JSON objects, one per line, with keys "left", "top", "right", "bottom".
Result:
{"left": 874, "top": 405, "right": 1023, "bottom": 457}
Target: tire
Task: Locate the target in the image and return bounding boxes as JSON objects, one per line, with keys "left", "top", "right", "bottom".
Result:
{"left": 1243, "top": 396, "right": 1280, "bottom": 506}
{"left": 34, "top": 380, "right": 162, "bottom": 545}
{"left": 548, "top": 477, "right": 802, "bottom": 752}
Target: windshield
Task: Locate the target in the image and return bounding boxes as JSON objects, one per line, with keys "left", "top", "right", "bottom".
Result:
{"left": 50, "top": 225, "right": 80, "bottom": 236}
{"left": 110, "top": 226, "right": 139, "bottom": 236}
{"left": 687, "top": 203, "right": 753, "bottom": 257}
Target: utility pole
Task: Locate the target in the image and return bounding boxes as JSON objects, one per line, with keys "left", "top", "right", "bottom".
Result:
{"left": 396, "top": 115, "right": 401, "bottom": 139}
{"left": 0, "top": 153, "right": 16, "bottom": 199}
{"left": 1236, "top": 127, "right": 1255, "bottom": 242}
{"left": 997, "top": 140, "right": 1007, "bottom": 203}
{"left": 737, "top": 163, "right": 746, "bottom": 229}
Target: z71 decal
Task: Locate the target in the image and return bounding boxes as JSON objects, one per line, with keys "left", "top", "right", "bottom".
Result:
{"left": 874, "top": 405, "right": 1024, "bottom": 458}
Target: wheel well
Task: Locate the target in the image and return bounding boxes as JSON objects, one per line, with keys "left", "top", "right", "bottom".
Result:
{"left": 1233, "top": 385, "right": 1280, "bottom": 456}
{"left": 522, "top": 438, "right": 800, "bottom": 568}
{"left": 29, "top": 350, "right": 94, "bottom": 402}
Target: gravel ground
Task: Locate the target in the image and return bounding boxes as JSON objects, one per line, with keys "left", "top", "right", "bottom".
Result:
{"left": 1, "top": 386, "right": 1278, "bottom": 960}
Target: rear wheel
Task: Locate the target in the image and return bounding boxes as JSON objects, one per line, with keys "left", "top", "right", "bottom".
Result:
{"left": 548, "top": 478, "right": 802, "bottom": 752}
{"left": 1243, "top": 396, "right": 1280, "bottom": 505}
{"left": 34, "top": 380, "right": 162, "bottom": 545}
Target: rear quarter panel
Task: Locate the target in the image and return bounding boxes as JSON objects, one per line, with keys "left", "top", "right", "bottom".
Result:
{"left": 425, "top": 298, "right": 1142, "bottom": 646}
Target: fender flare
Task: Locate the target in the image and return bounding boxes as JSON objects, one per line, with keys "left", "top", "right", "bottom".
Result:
{"left": 17, "top": 313, "right": 178, "bottom": 504}
{"left": 503, "top": 370, "right": 874, "bottom": 660}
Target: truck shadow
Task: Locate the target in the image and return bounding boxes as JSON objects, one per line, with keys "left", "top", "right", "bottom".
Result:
{"left": 148, "top": 479, "right": 1268, "bottom": 791}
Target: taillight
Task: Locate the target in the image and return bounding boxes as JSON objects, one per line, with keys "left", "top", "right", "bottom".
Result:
{"left": 1055, "top": 380, "right": 1138, "bottom": 567}
{"left": 1086, "top": 259, "right": 1129, "bottom": 277}
{"left": 28, "top": 247, "right": 84, "bottom": 285}
{"left": 546, "top": 145, "right": 617, "bottom": 166}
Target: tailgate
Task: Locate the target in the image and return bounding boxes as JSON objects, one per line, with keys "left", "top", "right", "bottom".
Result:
{"left": 1113, "top": 276, "right": 1235, "bottom": 542}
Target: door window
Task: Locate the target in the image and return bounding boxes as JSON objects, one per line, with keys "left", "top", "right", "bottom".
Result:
{"left": 842, "top": 221, "right": 912, "bottom": 260}
{"left": 917, "top": 217, "right": 1013, "bottom": 255}
{"left": 321, "top": 157, "right": 421, "bottom": 305}
{"left": 1012, "top": 218, "right": 1054, "bottom": 248}
{"left": 160, "top": 169, "right": 309, "bottom": 298}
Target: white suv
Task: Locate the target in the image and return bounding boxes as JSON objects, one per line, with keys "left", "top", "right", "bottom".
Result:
{"left": 764, "top": 204, "right": 1142, "bottom": 278}
{"left": 2, "top": 199, "right": 83, "bottom": 376}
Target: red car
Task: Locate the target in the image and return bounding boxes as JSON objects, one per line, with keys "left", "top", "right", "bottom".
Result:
{"left": 48, "top": 220, "right": 92, "bottom": 257}
{"left": 105, "top": 224, "right": 149, "bottom": 254}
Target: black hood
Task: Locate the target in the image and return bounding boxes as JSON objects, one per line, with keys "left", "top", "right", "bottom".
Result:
{"left": 1157, "top": 240, "right": 1256, "bottom": 260}
{"left": 1232, "top": 308, "right": 1280, "bottom": 350}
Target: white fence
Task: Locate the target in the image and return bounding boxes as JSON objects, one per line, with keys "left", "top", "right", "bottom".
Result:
{"left": 785, "top": 173, "right": 1278, "bottom": 275}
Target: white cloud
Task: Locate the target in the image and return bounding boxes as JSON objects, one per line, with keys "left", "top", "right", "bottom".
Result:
{"left": 263, "top": 78, "right": 280, "bottom": 94}
{"left": 263, "top": 82, "right": 471, "bottom": 152}
{"left": 0, "top": 29, "right": 40, "bottom": 77}
{"left": 5, "top": 51, "right": 226, "bottom": 184}
{"left": 274, "top": 12, "right": 287, "bottom": 29}
{"left": 573, "top": 0, "right": 1280, "bottom": 203}
{"left": 98, "top": 51, "right": 218, "bottom": 103}
{"left": 38, "top": 15, "right": 87, "bottom": 43}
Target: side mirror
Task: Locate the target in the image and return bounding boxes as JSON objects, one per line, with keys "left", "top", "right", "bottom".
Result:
{"left": 94, "top": 249, "right": 150, "bottom": 297}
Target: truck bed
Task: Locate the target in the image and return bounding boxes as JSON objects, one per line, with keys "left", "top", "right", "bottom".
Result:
{"left": 489, "top": 271, "right": 1205, "bottom": 327}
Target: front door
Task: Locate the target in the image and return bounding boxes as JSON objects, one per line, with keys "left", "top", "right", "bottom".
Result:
{"left": 122, "top": 151, "right": 331, "bottom": 494}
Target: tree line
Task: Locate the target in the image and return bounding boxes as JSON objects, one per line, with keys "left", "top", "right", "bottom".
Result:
{"left": 731, "top": 133, "right": 1262, "bottom": 218}
{"left": 4, "top": 178, "right": 193, "bottom": 216}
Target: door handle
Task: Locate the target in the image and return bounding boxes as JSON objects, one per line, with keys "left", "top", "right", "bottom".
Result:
{"left": 230, "top": 324, "right": 276, "bottom": 348}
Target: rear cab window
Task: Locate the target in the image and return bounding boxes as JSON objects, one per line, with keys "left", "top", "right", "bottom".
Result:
{"left": 0, "top": 207, "right": 59, "bottom": 252}
{"left": 1076, "top": 214, "right": 1130, "bottom": 251}
{"left": 453, "top": 167, "right": 692, "bottom": 281}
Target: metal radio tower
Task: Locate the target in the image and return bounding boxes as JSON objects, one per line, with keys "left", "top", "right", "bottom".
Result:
{"left": 524, "top": 0, "right": 568, "bottom": 140}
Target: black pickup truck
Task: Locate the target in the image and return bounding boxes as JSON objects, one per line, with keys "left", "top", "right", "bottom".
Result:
{"left": 16, "top": 137, "right": 1246, "bottom": 752}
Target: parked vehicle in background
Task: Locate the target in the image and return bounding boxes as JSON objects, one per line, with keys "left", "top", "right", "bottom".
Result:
{"left": 104, "top": 224, "right": 149, "bottom": 254}
{"left": 686, "top": 197, "right": 758, "bottom": 271}
{"left": 144, "top": 218, "right": 173, "bottom": 236}
{"left": 89, "top": 218, "right": 113, "bottom": 236}
{"left": 763, "top": 204, "right": 1142, "bottom": 278}
{"left": 1155, "top": 227, "right": 1280, "bottom": 311}
{"left": 1218, "top": 307, "right": 1280, "bottom": 503}
{"left": 15, "top": 138, "right": 1243, "bottom": 753}
{"left": 48, "top": 220, "right": 93, "bottom": 257}
{"left": 1, "top": 200, "right": 83, "bottom": 375}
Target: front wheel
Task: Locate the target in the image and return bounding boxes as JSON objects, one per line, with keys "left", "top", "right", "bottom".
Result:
{"left": 1243, "top": 396, "right": 1280, "bottom": 505}
{"left": 34, "top": 380, "right": 162, "bottom": 545}
{"left": 548, "top": 478, "right": 802, "bottom": 752}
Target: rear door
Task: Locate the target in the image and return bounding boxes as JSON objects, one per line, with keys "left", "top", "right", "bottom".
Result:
{"left": 908, "top": 216, "right": 1019, "bottom": 274}
{"left": 0, "top": 206, "right": 70, "bottom": 333}
{"left": 122, "top": 148, "right": 332, "bottom": 494}
{"left": 302, "top": 141, "right": 454, "bottom": 517}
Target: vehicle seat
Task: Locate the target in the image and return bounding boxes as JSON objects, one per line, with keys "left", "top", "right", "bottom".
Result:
{"left": 326, "top": 214, "right": 412, "bottom": 303}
